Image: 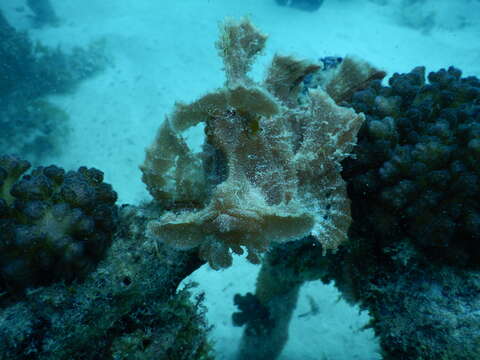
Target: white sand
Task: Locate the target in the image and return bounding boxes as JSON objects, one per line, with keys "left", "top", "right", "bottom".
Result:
{"left": 3, "top": 0, "right": 479, "bottom": 359}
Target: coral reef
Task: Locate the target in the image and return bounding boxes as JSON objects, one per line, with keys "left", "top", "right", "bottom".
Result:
{"left": 235, "top": 65, "right": 480, "bottom": 360}
{"left": 1, "top": 12, "right": 478, "bottom": 359}
{"left": 0, "top": 155, "right": 118, "bottom": 296}
{"left": 27, "top": 0, "right": 59, "bottom": 28}
{"left": 141, "top": 18, "right": 366, "bottom": 269}
{"left": 323, "top": 65, "right": 480, "bottom": 359}
{"left": 0, "top": 205, "right": 213, "bottom": 359}
{"left": 343, "top": 66, "right": 480, "bottom": 267}
{"left": 372, "top": 0, "right": 480, "bottom": 33}
{"left": 397, "top": 0, "right": 436, "bottom": 33}
{"left": 325, "top": 240, "right": 480, "bottom": 360}
{"left": 275, "top": 0, "right": 324, "bottom": 11}
{"left": 0, "top": 11, "right": 109, "bottom": 162}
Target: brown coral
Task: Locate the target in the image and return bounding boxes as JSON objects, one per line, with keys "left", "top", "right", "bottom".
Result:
{"left": 141, "top": 18, "right": 368, "bottom": 269}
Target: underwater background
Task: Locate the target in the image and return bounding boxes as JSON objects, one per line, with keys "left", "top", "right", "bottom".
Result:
{"left": 1, "top": 0, "right": 480, "bottom": 359}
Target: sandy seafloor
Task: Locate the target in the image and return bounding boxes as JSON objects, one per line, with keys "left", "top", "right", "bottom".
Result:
{"left": 2, "top": 0, "right": 480, "bottom": 359}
